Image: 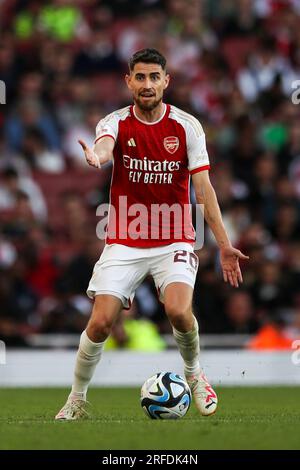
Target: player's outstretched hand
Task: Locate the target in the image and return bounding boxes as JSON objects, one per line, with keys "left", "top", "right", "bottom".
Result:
{"left": 78, "top": 139, "right": 101, "bottom": 168}
{"left": 220, "top": 245, "right": 249, "bottom": 288}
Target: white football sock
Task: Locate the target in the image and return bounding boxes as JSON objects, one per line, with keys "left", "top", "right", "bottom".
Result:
{"left": 69, "top": 330, "right": 105, "bottom": 401}
{"left": 172, "top": 316, "right": 201, "bottom": 377}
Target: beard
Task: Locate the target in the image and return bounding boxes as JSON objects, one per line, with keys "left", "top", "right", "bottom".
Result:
{"left": 134, "top": 95, "right": 162, "bottom": 111}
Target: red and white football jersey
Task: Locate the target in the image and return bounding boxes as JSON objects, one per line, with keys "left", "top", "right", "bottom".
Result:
{"left": 95, "top": 103, "right": 210, "bottom": 247}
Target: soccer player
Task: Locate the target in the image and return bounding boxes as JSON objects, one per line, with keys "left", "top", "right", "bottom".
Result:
{"left": 55, "top": 49, "right": 248, "bottom": 420}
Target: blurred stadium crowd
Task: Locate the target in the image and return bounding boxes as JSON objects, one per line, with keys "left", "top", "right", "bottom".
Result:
{"left": 0, "top": 0, "right": 300, "bottom": 348}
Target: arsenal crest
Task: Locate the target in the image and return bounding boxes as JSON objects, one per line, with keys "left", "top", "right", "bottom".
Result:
{"left": 164, "top": 136, "right": 179, "bottom": 154}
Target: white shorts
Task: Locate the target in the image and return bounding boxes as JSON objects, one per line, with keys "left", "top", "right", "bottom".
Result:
{"left": 87, "top": 242, "right": 199, "bottom": 308}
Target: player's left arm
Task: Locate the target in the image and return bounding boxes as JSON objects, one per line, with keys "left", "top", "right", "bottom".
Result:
{"left": 192, "top": 170, "right": 249, "bottom": 287}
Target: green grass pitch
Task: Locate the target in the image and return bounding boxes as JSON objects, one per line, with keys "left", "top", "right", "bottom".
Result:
{"left": 0, "top": 387, "right": 299, "bottom": 450}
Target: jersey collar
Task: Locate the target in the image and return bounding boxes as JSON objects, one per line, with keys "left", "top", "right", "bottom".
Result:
{"left": 131, "top": 103, "right": 169, "bottom": 125}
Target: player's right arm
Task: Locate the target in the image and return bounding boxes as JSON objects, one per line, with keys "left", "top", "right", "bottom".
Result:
{"left": 79, "top": 111, "right": 118, "bottom": 169}
{"left": 78, "top": 136, "right": 114, "bottom": 169}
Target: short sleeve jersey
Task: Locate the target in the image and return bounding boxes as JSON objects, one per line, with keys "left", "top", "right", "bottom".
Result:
{"left": 95, "top": 103, "right": 210, "bottom": 247}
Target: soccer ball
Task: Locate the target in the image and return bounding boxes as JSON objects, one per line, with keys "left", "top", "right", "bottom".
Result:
{"left": 140, "top": 372, "right": 191, "bottom": 419}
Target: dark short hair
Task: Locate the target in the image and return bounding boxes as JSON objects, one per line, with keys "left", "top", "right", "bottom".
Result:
{"left": 3, "top": 166, "right": 18, "bottom": 179}
{"left": 128, "top": 48, "right": 167, "bottom": 72}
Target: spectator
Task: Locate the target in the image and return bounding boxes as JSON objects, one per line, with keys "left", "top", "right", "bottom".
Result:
{"left": 21, "top": 127, "right": 65, "bottom": 173}
{"left": 5, "top": 98, "right": 61, "bottom": 151}
{"left": 63, "top": 105, "right": 103, "bottom": 167}
{"left": 0, "top": 167, "right": 47, "bottom": 222}
{"left": 223, "top": 291, "right": 258, "bottom": 333}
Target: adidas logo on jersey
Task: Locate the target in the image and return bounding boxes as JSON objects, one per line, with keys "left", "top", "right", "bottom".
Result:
{"left": 127, "top": 138, "right": 136, "bottom": 147}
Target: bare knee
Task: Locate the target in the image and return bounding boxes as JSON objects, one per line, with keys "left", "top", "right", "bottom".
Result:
{"left": 164, "top": 283, "right": 194, "bottom": 332}
{"left": 87, "top": 316, "right": 113, "bottom": 342}
{"left": 165, "top": 302, "right": 193, "bottom": 332}
{"left": 86, "top": 295, "right": 122, "bottom": 342}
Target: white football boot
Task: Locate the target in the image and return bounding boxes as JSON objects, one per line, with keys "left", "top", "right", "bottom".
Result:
{"left": 185, "top": 371, "right": 218, "bottom": 416}
{"left": 55, "top": 398, "right": 90, "bottom": 421}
